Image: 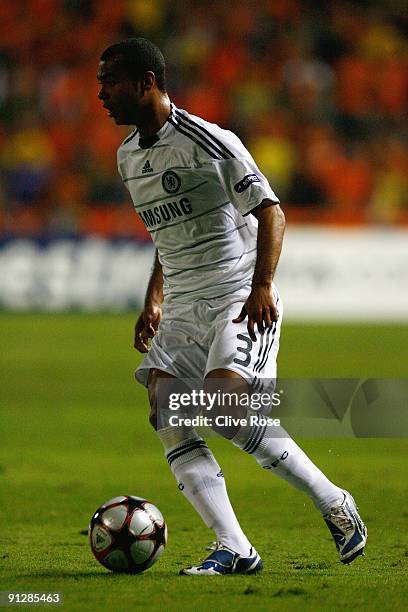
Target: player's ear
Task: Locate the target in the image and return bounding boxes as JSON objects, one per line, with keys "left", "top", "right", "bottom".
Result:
{"left": 141, "top": 71, "right": 155, "bottom": 92}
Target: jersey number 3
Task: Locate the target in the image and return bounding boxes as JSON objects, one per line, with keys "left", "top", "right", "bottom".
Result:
{"left": 233, "top": 334, "right": 253, "bottom": 367}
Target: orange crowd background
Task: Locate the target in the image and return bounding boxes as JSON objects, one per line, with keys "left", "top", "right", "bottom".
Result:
{"left": 0, "top": 0, "right": 407, "bottom": 241}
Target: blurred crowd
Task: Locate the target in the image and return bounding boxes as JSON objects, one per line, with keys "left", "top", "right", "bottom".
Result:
{"left": 0, "top": 0, "right": 407, "bottom": 240}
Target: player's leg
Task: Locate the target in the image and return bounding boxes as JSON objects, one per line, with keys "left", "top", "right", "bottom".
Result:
{"left": 204, "top": 292, "right": 367, "bottom": 562}
{"left": 147, "top": 367, "right": 255, "bottom": 569}
{"left": 205, "top": 292, "right": 342, "bottom": 515}
{"left": 135, "top": 302, "right": 257, "bottom": 567}
{"left": 204, "top": 368, "right": 344, "bottom": 514}
{"left": 205, "top": 368, "right": 367, "bottom": 563}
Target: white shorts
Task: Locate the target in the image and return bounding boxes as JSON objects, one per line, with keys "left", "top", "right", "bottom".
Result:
{"left": 135, "top": 285, "right": 283, "bottom": 388}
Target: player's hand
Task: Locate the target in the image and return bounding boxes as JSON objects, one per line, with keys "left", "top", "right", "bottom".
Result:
{"left": 134, "top": 303, "right": 162, "bottom": 353}
{"left": 232, "top": 283, "right": 278, "bottom": 342}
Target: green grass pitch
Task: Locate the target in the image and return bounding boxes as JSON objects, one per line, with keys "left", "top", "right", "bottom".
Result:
{"left": 0, "top": 314, "right": 407, "bottom": 611}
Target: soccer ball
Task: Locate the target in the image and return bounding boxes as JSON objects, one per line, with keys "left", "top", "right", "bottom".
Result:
{"left": 89, "top": 495, "right": 167, "bottom": 573}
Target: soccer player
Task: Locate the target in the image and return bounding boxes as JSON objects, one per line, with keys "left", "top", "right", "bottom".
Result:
{"left": 97, "top": 38, "right": 367, "bottom": 575}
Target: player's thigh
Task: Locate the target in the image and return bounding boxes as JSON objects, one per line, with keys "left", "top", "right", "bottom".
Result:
{"left": 136, "top": 313, "right": 207, "bottom": 386}
{"left": 206, "top": 297, "right": 283, "bottom": 387}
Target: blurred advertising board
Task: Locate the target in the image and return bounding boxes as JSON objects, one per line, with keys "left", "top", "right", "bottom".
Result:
{"left": 1, "top": 228, "right": 407, "bottom": 319}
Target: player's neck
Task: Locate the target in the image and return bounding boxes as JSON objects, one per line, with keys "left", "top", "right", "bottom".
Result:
{"left": 137, "top": 94, "right": 171, "bottom": 139}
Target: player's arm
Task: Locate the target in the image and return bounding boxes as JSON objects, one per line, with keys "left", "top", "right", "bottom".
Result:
{"left": 233, "top": 200, "right": 285, "bottom": 341}
{"left": 134, "top": 249, "right": 164, "bottom": 353}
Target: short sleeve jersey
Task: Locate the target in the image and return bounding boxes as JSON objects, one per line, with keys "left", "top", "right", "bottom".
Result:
{"left": 117, "top": 103, "right": 279, "bottom": 303}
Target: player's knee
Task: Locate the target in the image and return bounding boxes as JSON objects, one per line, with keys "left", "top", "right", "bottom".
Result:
{"left": 204, "top": 370, "right": 248, "bottom": 439}
{"left": 209, "top": 418, "right": 229, "bottom": 439}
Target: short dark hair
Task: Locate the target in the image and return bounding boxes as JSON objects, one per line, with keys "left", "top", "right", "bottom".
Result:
{"left": 100, "top": 38, "right": 166, "bottom": 92}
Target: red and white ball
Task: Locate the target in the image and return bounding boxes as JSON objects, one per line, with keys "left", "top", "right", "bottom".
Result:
{"left": 89, "top": 495, "right": 167, "bottom": 573}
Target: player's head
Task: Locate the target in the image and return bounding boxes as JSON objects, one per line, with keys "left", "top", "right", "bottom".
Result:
{"left": 98, "top": 38, "right": 167, "bottom": 125}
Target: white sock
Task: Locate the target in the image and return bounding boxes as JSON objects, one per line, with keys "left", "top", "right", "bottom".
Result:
{"left": 232, "top": 417, "right": 343, "bottom": 514}
{"left": 158, "top": 428, "right": 251, "bottom": 556}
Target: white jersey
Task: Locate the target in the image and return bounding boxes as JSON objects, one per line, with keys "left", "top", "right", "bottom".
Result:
{"left": 117, "top": 103, "right": 279, "bottom": 303}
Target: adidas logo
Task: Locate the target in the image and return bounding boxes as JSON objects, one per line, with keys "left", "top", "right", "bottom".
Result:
{"left": 142, "top": 160, "right": 153, "bottom": 174}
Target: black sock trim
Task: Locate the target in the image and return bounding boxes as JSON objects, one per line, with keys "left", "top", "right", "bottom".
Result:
{"left": 248, "top": 424, "right": 267, "bottom": 454}
{"left": 166, "top": 438, "right": 204, "bottom": 461}
{"left": 243, "top": 424, "right": 267, "bottom": 454}
{"left": 167, "top": 440, "right": 208, "bottom": 466}
{"left": 242, "top": 425, "right": 258, "bottom": 452}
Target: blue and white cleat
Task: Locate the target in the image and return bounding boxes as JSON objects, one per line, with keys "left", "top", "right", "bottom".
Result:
{"left": 179, "top": 543, "right": 263, "bottom": 575}
{"left": 324, "top": 491, "right": 367, "bottom": 564}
